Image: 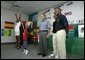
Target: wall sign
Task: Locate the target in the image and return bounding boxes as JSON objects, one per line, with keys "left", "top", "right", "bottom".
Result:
{"left": 58, "top": 3, "right": 64, "bottom": 7}
{"left": 68, "top": 24, "right": 74, "bottom": 31}
{"left": 44, "top": 9, "right": 50, "bottom": 13}
{"left": 64, "top": 11, "right": 72, "bottom": 16}
{"left": 78, "top": 25, "right": 84, "bottom": 37}
{"left": 5, "top": 21, "right": 14, "bottom": 29}
{"left": 1, "top": 29, "right": 11, "bottom": 36}
{"left": 68, "top": 25, "right": 74, "bottom": 37}
{"left": 67, "top": 1, "right": 73, "bottom": 6}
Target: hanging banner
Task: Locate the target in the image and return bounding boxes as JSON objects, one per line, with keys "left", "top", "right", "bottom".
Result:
{"left": 4, "top": 21, "right": 14, "bottom": 29}
{"left": 1, "top": 29, "right": 11, "bottom": 36}
{"left": 4, "top": 29, "right": 11, "bottom": 36}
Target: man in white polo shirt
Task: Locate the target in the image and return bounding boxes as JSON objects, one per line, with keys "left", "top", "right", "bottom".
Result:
{"left": 15, "top": 14, "right": 21, "bottom": 49}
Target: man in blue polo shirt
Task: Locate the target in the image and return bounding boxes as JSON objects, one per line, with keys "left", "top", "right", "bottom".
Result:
{"left": 37, "top": 13, "right": 51, "bottom": 57}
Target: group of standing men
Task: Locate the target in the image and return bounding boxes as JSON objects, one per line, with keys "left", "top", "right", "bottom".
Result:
{"left": 14, "top": 7, "right": 69, "bottom": 59}
{"left": 37, "top": 7, "right": 68, "bottom": 59}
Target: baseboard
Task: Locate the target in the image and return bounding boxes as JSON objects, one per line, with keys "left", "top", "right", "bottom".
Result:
{"left": 1, "top": 42, "right": 16, "bottom": 44}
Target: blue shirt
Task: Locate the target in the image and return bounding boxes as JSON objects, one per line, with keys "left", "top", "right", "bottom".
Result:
{"left": 38, "top": 19, "right": 51, "bottom": 31}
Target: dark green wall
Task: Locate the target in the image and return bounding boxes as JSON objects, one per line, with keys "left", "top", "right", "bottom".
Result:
{"left": 47, "top": 24, "right": 84, "bottom": 58}
{"left": 66, "top": 37, "right": 84, "bottom": 56}
{"left": 29, "top": 12, "right": 38, "bottom": 21}
{"left": 47, "top": 36, "right": 84, "bottom": 58}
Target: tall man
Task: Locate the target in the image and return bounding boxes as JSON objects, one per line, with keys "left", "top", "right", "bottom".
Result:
{"left": 20, "top": 21, "right": 24, "bottom": 46}
{"left": 52, "top": 7, "right": 69, "bottom": 59}
{"left": 15, "top": 14, "right": 21, "bottom": 49}
{"left": 37, "top": 13, "right": 51, "bottom": 57}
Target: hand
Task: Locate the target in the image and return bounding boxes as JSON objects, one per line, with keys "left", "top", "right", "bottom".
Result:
{"left": 47, "top": 34, "right": 49, "bottom": 38}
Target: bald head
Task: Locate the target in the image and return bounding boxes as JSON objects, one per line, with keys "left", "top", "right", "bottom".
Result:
{"left": 41, "top": 13, "right": 46, "bottom": 20}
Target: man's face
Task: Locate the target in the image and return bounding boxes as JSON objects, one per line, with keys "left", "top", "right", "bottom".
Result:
{"left": 41, "top": 14, "right": 45, "bottom": 20}
{"left": 54, "top": 8, "right": 61, "bottom": 16}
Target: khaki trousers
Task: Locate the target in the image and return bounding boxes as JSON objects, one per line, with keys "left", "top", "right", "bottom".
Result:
{"left": 53, "top": 29, "right": 66, "bottom": 59}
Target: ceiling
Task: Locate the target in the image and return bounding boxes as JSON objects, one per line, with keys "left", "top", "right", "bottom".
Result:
{"left": 1, "top": 1, "right": 67, "bottom": 15}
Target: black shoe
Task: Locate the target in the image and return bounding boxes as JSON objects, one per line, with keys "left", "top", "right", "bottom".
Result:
{"left": 42, "top": 54, "right": 47, "bottom": 57}
{"left": 37, "top": 53, "right": 42, "bottom": 55}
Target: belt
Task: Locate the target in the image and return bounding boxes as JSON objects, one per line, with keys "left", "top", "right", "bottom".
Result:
{"left": 53, "top": 28, "right": 65, "bottom": 33}
{"left": 40, "top": 30, "right": 48, "bottom": 32}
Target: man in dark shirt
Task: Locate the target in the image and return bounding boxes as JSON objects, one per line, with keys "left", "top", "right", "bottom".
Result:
{"left": 20, "top": 21, "right": 24, "bottom": 46}
{"left": 53, "top": 7, "right": 68, "bottom": 33}
{"left": 50, "top": 7, "right": 68, "bottom": 59}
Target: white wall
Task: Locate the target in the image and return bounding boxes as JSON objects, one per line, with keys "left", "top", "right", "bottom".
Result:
{"left": 47, "top": 1, "right": 84, "bottom": 25}
{"left": 1, "top": 8, "right": 29, "bottom": 43}
{"left": 38, "top": 1, "right": 84, "bottom": 24}
{"left": 61, "top": 1, "right": 84, "bottom": 24}
{"left": 37, "top": 1, "right": 84, "bottom": 35}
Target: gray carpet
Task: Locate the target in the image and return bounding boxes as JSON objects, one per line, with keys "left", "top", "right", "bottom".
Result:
{"left": 1, "top": 43, "right": 84, "bottom": 59}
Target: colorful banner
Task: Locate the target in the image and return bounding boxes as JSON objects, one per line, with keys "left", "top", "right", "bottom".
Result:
{"left": 1, "top": 29, "right": 11, "bottom": 36}
{"left": 4, "top": 21, "right": 14, "bottom": 29}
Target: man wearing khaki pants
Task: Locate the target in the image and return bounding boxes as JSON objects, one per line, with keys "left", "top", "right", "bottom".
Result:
{"left": 50, "top": 7, "right": 69, "bottom": 59}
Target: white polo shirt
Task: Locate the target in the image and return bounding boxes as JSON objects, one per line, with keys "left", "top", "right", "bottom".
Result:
{"left": 15, "top": 21, "right": 21, "bottom": 32}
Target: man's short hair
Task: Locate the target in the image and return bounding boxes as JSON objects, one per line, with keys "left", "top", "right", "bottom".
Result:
{"left": 54, "top": 7, "right": 62, "bottom": 11}
{"left": 41, "top": 13, "right": 46, "bottom": 17}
